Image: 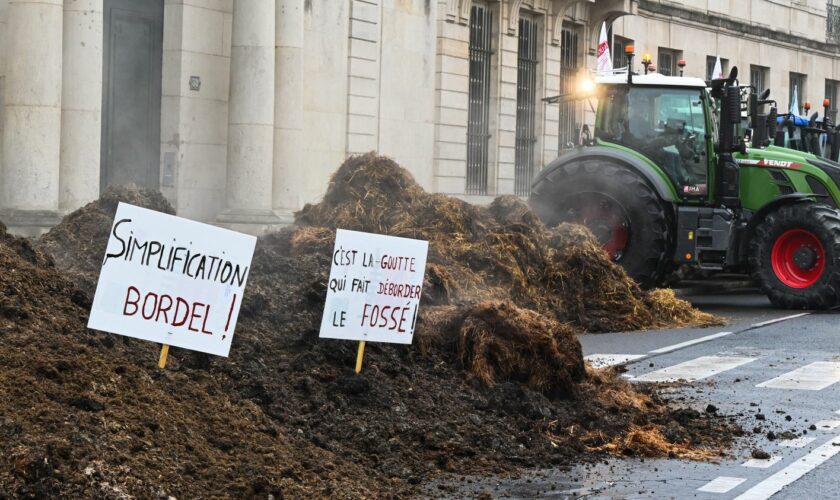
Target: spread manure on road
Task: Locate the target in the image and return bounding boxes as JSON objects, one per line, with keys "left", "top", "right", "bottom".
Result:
{"left": 0, "top": 153, "right": 735, "bottom": 497}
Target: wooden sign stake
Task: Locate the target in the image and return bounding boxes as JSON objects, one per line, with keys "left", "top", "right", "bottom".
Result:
{"left": 158, "top": 344, "right": 170, "bottom": 369}
{"left": 355, "top": 341, "right": 366, "bottom": 373}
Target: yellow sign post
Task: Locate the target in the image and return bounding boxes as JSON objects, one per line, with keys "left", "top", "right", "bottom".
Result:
{"left": 158, "top": 344, "right": 170, "bottom": 369}
{"left": 354, "top": 341, "right": 366, "bottom": 373}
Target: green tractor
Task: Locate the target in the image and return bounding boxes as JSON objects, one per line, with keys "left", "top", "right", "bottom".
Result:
{"left": 530, "top": 66, "right": 840, "bottom": 309}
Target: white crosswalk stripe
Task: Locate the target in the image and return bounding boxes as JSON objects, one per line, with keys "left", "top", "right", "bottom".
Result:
{"left": 698, "top": 476, "right": 747, "bottom": 493}
{"left": 584, "top": 354, "right": 645, "bottom": 368}
{"left": 755, "top": 361, "right": 840, "bottom": 391}
{"left": 741, "top": 455, "right": 782, "bottom": 469}
{"left": 777, "top": 436, "right": 815, "bottom": 448}
{"left": 633, "top": 355, "right": 756, "bottom": 383}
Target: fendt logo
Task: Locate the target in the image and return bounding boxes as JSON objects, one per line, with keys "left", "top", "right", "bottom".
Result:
{"left": 737, "top": 159, "right": 802, "bottom": 169}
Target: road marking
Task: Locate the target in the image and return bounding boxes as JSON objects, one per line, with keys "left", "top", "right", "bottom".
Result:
{"left": 742, "top": 455, "right": 782, "bottom": 468}
{"left": 698, "top": 476, "right": 747, "bottom": 493}
{"left": 648, "top": 332, "right": 733, "bottom": 354}
{"left": 813, "top": 419, "right": 840, "bottom": 431}
{"left": 750, "top": 313, "right": 810, "bottom": 328}
{"left": 778, "top": 437, "right": 816, "bottom": 448}
{"left": 733, "top": 435, "right": 840, "bottom": 500}
{"left": 633, "top": 356, "right": 757, "bottom": 383}
{"left": 584, "top": 354, "right": 645, "bottom": 368}
{"left": 756, "top": 361, "right": 840, "bottom": 391}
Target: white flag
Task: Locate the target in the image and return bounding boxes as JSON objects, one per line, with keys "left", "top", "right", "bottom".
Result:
{"left": 597, "top": 23, "right": 612, "bottom": 76}
{"left": 790, "top": 84, "right": 799, "bottom": 115}
{"left": 712, "top": 56, "right": 723, "bottom": 80}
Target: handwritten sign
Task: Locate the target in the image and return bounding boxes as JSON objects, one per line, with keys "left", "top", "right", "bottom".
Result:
{"left": 320, "top": 229, "right": 428, "bottom": 344}
{"left": 87, "top": 203, "right": 256, "bottom": 357}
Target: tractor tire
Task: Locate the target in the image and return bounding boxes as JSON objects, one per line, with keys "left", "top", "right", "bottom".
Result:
{"left": 749, "top": 203, "right": 840, "bottom": 309}
{"left": 529, "top": 159, "right": 672, "bottom": 289}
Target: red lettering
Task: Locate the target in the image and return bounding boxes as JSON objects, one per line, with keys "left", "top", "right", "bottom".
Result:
{"left": 188, "top": 302, "right": 206, "bottom": 332}
{"left": 156, "top": 295, "right": 173, "bottom": 323}
{"left": 201, "top": 304, "right": 213, "bottom": 335}
{"left": 123, "top": 286, "right": 140, "bottom": 316}
{"left": 172, "top": 297, "right": 190, "bottom": 327}
{"left": 141, "top": 292, "right": 158, "bottom": 320}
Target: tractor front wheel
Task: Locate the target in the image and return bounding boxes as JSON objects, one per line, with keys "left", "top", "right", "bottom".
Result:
{"left": 529, "top": 159, "right": 672, "bottom": 288}
{"left": 749, "top": 203, "right": 840, "bottom": 309}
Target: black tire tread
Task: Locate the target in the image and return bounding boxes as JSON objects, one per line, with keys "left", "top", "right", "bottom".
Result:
{"left": 748, "top": 203, "right": 840, "bottom": 309}
{"left": 530, "top": 158, "right": 672, "bottom": 288}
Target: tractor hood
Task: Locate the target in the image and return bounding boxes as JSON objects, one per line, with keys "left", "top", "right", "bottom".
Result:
{"left": 736, "top": 145, "right": 819, "bottom": 168}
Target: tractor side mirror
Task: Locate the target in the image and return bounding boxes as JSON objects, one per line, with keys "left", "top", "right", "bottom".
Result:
{"left": 810, "top": 112, "right": 819, "bottom": 127}
{"left": 759, "top": 88, "right": 770, "bottom": 100}
{"left": 728, "top": 66, "right": 738, "bottom": 82}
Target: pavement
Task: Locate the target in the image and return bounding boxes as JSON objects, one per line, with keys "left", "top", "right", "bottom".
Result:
{"left": 438, "top": 282, "right": 840, "bottom": 499}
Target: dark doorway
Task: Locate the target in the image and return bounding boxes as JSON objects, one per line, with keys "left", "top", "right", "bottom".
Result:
{"left": 101, "top": 0, "right": 164, "bottom": 192}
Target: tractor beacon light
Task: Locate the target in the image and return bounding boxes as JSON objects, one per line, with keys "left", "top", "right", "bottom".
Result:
{"left": 642, "top": 53, "right": 652, "bottom": 74}
{"left": 824, "top": 99, "right": 831, "bottom": 108}
{"left": 625, "top": 45, "right": 635, "bottom": 84}
{"left": 648, "top": 63, "right": 656, "bottom": 73}
{"left": 677, "top": 58, "right": 686, "bottom": 76}
{"left": 804, "top": 101, "right": 811, "bottom": 112}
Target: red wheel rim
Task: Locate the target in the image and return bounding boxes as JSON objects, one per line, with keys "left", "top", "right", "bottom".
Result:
{"left": 770, "top": 229, "right": 826, "bottom": 288}
{"left": 568, "top": 195, "right": 630, "bottom": 261}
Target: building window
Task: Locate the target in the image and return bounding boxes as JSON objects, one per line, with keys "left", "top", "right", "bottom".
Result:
{"left": 514, "top": 15, "right": 539, "bottom": 196}
{"left": 790, "top": 73, "right": 806, "bottom": 114}
{"left": 657, "top": 48, "right": 680, "bottom": 76}
{"left": 826, "top": 79, "right": 839, "bottom": 121}
{"left": 828, "top": 1, "right": 840, "bottom": 42}
{"left": 559, "top": 27, "right": 579, "bottom": 150}
{"left": 612, "top": 36, "right": 632, "bottom": 70}
{"left": 706, "top": 56, "right": 728, "bottom": 80}
{"left": 750, "top": 65, "right": 769, "bottom": 93}
{"left": 466, "top": 5, "right": 493, "bottom": 196}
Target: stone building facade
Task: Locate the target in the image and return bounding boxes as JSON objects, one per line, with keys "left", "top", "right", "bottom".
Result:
{"left": 0, "top": 0, "right": 838, "bottom": 235}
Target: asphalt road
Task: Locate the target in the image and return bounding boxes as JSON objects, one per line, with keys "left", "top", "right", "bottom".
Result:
{"left": 436, "top": 284, "right": 840, "bottom": 499}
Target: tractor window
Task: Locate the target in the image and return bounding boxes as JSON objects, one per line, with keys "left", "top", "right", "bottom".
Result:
{"left": 598, "top": 87, "right": 709, "bottom": 197}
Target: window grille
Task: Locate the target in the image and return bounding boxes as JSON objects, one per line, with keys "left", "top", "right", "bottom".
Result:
{"left": 790, "top": 73, "right": 806, "bottom": 114}
{"left": 828, "top": 1, "right": 840, "bottom": 43}
{"left": 750, "top": 65, "right": 768, "bottom": 94}
{"left": 466, "top": 5, "right": 492, "bottom": 195}
{"left": 558, "top": 28, "right": 579, "bottom": 151}
{"left": 826, "top": 80, "right": 838, "bottom": 121}
{"left": 658, "top": 50, "right": 674, "bottom": 76}
{"left": 514, "top": 16, "right": 538, "bottom": 196}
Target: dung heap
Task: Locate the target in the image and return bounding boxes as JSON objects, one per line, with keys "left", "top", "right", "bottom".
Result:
{"left": 0, "top": 223, "right": 376, "bottom": 498}
{"left": 297, "top": 152, "right": 723, "bottom": 332}
{"left": 22, "top": 153, "right": 736, "bottom": 497}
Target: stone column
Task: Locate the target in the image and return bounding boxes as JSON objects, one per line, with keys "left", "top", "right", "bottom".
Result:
{"left": 272, "top": 0, "right": 304, "bottom": 223}
{"left": 60, "top": 0, "right": 103, "bottom": 213}
{"left": 218, "top": 0, "right": 279, "bottom": 233}
{"left": 1, "top": 0, "right": 63, "bottom": 235}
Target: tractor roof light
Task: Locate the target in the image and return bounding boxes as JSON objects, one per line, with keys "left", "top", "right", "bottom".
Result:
{"left": 805, "top": 101, "right": 812, "bottom": 111}
{"left": 648, "top": 63, "right": 656, "bottom": 72}
{"left": 641, "top": 53, "right": 652, "bottom": 64}
{"left": 625, "top": 44, "right": 635, "bottom": 55}
{"left": 825, "top": 98, "right": 831, "bottom": 108}
{"left": 677, "top": 58, "right": 686, "bottom": 68}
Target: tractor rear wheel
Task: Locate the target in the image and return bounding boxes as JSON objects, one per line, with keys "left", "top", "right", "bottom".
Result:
{"left": 749, "top": 203, "right": 840, "bottom": 309}
{"left": 529, "top": 159, "right": 672, "bottom": 288}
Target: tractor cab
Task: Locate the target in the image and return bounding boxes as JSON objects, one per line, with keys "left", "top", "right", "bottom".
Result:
{"left": 593, "top": 74, "right": 713, "bottom": 198}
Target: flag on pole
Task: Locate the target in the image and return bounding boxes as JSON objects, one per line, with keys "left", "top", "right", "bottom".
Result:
{"left": 790, "top": 85, "right": 800, "bottom": 115}
{"left": 712, "top": 56, "right": 723, "bottom": 80}
{"left": 597, "top": 23, "right": 612, "bottom": 76}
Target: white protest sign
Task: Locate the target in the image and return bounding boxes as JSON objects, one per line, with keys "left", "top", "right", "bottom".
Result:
{"left": 320, "top": 229, "right": 428, "bottom": 344}
{"left": 88, "top": 203, "right": 256, "bottom": 357}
